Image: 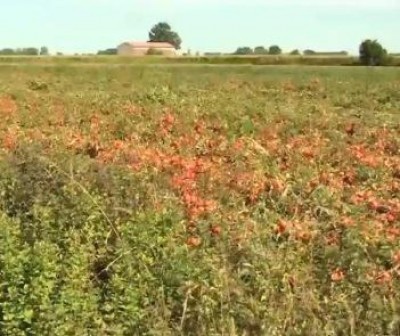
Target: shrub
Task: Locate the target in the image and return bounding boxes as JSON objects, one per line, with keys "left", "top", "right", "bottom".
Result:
{"left": 359, "top": 39, "right": 388, "bottom": 66}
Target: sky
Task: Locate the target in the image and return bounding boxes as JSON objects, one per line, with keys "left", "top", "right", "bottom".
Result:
{"left": 1, "top": 0, "right": 399, "bottom": 55}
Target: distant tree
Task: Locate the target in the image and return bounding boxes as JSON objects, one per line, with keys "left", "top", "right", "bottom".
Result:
{"left": 359, "top": 39, "right": 388, "bottom": 66}
{"left": 268, "top": 45, "right": 282, "bottom": 55}
{"left": 303, "top": 49, "right": 316, "bottom": 56}
{"left": 22, "top": 48, "right": 39, "bottom": 55}
{"left": 254, "top": 46, "right": 268, "bottom": 55}
{"left": 234, "top": 47, "right": 253, "bottom": 55}
{"left": 148, "top": 22, "right": 182, "bottom": 50}
{"left": 56, "top": 52, "right": 63, "bottom": 56}
{"left": 290, "top": 49, "right": 300, "bottom": 55}
{"left": 40, "top": 46, "right": 49, "bottom": 56}
{"left": 0, "top": 48, "right": 15, "bottom": 55}
{"left": 97, "top": 48, "right": 117, "bottom": 55}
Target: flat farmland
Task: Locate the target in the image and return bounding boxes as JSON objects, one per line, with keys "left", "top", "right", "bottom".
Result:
{"left": 0, "top": 64, "right": 400, "bottom": 335}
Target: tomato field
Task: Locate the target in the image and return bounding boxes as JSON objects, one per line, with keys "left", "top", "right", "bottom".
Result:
{"left": 0, "top": 64, "right": 400, "bottom": 335}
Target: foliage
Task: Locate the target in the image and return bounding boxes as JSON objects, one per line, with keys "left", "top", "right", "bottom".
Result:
{"left": 254, "top": 46, "right": 268, "bottom": 55}
{"left": 359, "top": 39, "right": 388, "bottom": 66}
{"left": 97, "top": 48, "right": 117, "bottom": 55}
{"left": 0, "top": 55, "right": 399, "bottom": 66}
{"left": 303, "top": 50, "right": 349, "bottom": 57}
{"left": 304, "top": 49, "right": 316, "bottom": 55}
{"left": 0, "top": 64, "right": 400, "bottom": 334}
{"left": 290, "top": 49, "right": 300, "bottom": 55}
{"left": 268, "top": 45, "right": 282, "bottom": 55}
{"left": 0, "top": 47, "right": 39, "bottom": 56}
{"left": 234, "top": 46, "right": 253, "bottom": 55}
{"left": 204, "top": 52, "right": 222, "bottom": 56}
{"left": 148, "top": 22, "right": 182, "bottom": 50}
{"left": 0, "top": 48, "right": 16, "bottom": 55}
{"left": 165, "top": 52, "right": 362, "bottom": 66}
{"left": 314, "top": 51, "right": 349, "bottom": 56}
{"left": 40, "top": 46, "right": 49, "bottom": 56}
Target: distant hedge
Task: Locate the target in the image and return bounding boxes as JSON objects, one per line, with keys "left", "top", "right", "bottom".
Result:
{"left": 0, "top": 55, "right": 399, "bottom": 66}
{"left": 167, "top": 55, "right": 400, "bottom": 66}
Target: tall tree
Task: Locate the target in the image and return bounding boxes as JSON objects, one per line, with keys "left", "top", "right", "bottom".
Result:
{"left": 148, "top": 22, "right": 182, "bottom": 50}
{"left": 359, "top": 39, "right": 387, "bottom": 66}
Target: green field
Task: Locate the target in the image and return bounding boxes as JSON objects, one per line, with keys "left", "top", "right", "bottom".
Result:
{"left": 0, "top": 64, "right": 400, "bottom": 335}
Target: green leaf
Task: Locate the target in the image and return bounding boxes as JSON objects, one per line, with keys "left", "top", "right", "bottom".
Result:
{"left": 24, "top": 309, "right": 34, "bottom": 322}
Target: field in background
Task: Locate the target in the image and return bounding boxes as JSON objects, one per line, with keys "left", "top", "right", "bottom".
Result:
{"left": 0, "top": 54, "right": 400, "bottom": 66}
{"left": 0, "top": 64, "right": 400, "bottom": 335}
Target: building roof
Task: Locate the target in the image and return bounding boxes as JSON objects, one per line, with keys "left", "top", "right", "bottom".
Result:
{"left": 119, "top": 41, "right": 175, "bottom": 49}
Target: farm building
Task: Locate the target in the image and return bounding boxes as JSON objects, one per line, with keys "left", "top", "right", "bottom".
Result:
{"left": 117, "top": 41, "right": 176, "bottom": 56}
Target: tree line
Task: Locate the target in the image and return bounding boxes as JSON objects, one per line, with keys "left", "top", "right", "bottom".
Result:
{"left": 229, "top": 40, "right": 389, "bottom": 65}
{"left": 233, "top": 46, "right": 349, "bottom": 56}
{"left": 0, "top": 46, "right": 49, "bottom": 56}
{"left": 138, "top": 23, "right": 391, "bottom": 66}
{"left": 234, "top": 45, "right": 282, "bottom": 55}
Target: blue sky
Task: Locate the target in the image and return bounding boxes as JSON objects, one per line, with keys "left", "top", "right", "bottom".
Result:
{"left": 1, "top": 0, "right": 399, "bottom": 55}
